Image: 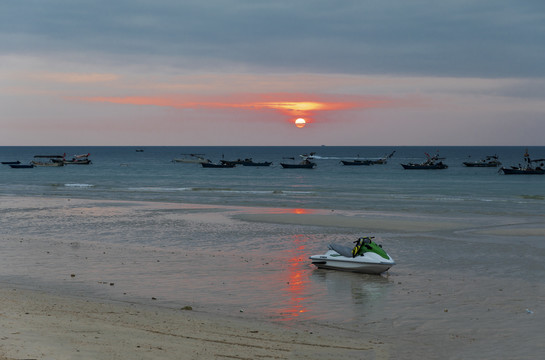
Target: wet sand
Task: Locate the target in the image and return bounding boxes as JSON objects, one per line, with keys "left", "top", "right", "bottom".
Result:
{"left": 0, "top": 287, "right": 377, "bottom": 360}
{"left": 0, "top": 196, "right": 544, "bottom": 359}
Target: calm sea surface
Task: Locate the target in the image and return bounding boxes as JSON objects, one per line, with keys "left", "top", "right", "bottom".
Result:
{"left": 0, "top": 146, "right": 544, "bottom": 354}
{"left": 0, "top": 146, "right": 544, "bottom": 214}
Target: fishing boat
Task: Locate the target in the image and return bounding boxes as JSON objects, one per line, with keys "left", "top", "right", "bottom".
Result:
{"left": 173, "top": 154, "right": 209, "bottom": 164}
{"left": 340, "top": 159, "right": 373, "bottom": 166}
{"left": 220, "top": 159, "right": 246, "bottom": 166}
{"left": 501, "top": 167, "right": 545, "bottom": 175}
{"left": 500, "top": 150, "right": 544, "bottom": 175}
{"left": 31, "top": 160, "right": 64, "bottom": 167}
{"left": 201, "top": 162, "right": 236, "bottom": 168}
{"left": 241, "top": 159, "right": 272, "bottom": 166}
{"left": 31, "top": 155, "right": 65, "bottom": 167}
{"left": 309, "top": 236, "right": 395, "bottom": 274}
{"left": 63, "top": 154, "right": 92, "bottom": 165}
{"left": 463, "top": 155, "right": 501, "bottom": 167}
{"left": 9, "top": 163, "right": 34, "bottom": 169}
{"left": 369, "top": 150, "right": 396, "bottom": 164}
{"left": 402, "top": 162, "right": 447, "bottom": 170}
{"left": 280, "top": 159, "right": 316, "bottom": 169}
{"left": 401, "top": 152, "right": 448, "bottom": 170}
{"left": 51, "top": 153, "right": 92, "bottom": 165}
{"left": 34, "top": 154, "right": 64, "bottom": 159}
{"left": 341, "top": 151, "right": 396, "bottom": 166}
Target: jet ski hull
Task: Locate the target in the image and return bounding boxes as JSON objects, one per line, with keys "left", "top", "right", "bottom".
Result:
{"left": 309, "top": 250, "right": 395, "bottom": 274}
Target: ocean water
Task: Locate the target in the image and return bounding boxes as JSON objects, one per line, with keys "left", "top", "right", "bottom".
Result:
{"left": 0, "top": 146, "right": 544, "bottom": 356}
{"left": 0, "top": 146, "right": 544, "bottom": 213}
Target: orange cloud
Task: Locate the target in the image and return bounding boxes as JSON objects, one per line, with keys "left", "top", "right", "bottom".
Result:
{"left": 77, "top": 93, "right": 416, "bottom": 123}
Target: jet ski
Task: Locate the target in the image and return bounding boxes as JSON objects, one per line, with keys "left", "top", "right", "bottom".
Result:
{"left": 309, "top": 236, "right": 395, "bottom": 274}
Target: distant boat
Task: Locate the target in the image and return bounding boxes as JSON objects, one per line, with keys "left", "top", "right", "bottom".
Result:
{"left": 341, "top": 159, "right": 373, "bottom": 166}
{"left": 232, "top": 158, "right": 272, "bottom": 166}
{"left": 1, "top": 161, "right": 21, "bottom": 165}
{"left": 401, "top": 152, "right": 448, "bottom": 170}
{"left": 240, "top": 159, "right": 272, "bottom": 167}
{"left": 31, "top": 160, "right": 64, "bottom": 167}
{"left": 402, "top": 162, "right": 448, "bottom": 170}
{"left": 173, "top": 154, "right": 209, "bottom": 164}
{"left": 280, "top": 159, "right": 316, "bottom": 169}
{"left": 371, "top": 150, "right": 396, "bottom": 164}
{"left": 64, "top": 158, "right": 91, "bottom": 165}
{"left": 34, "top": 154, "right": 64, "bottom": 159}
{"left": 463, "top": 155, "right": 501, "bottom": 167}
{"left": 50, "top": 153, "right": 91, "bottom": 165}
{"left": 500, "top": 150, "right": 544, "bottom": 175}
{"left": 135, "top": 149, "right": 144, "bottom": 152}
{"left": 63, "top": 154, "right": 92, "bottom": 165}
{"left": 201, "top": 162, "right": 236, "bottom": 168}
{"left": 341, "top": 150, "right": 395, "bottom": 166}
{"left": 220, "top": 159, "right": 246, "bottom": 166}
{"left": 9, "top": 164, "right": 34, "bottom": 169}
{"left": 501, "top": 167, "right": 545, "bottom": 175}
{"left": 31, "top": 155, "right": 65, "bottom": 167}
{"left": 220, "top": 158, "right": 272, "bottom": 166}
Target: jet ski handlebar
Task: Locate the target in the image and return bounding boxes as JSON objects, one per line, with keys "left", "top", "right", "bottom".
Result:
{"left": 354, "top": 236, "right": 375, "bottom": 244}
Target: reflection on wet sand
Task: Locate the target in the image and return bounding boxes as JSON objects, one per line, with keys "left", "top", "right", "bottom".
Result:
{"left": 310, "top": 270, "right": 393, "bottom": 322}
{"left": 273, "top": 234, "right": 312, "bottom": 321}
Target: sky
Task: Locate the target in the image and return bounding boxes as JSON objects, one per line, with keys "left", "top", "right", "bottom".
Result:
{"left": 1, "top": 0, "right": 545, "bottom": 146}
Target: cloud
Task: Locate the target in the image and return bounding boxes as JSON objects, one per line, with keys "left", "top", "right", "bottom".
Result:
{"left": 77, "top": 92, "right": 414, "bottom": 123}
{"left": 31, "top": 72, "right": 119, "bottom": 83}
{"left": 2, "top": 0, "right": 544, "bottom": 77}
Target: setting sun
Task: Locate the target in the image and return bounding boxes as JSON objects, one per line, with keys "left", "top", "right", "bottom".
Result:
{"left": 295, "top": 118, "right": 306, "bottom": 128}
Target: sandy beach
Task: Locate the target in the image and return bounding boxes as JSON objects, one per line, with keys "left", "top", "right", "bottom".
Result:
{"left": 0, "top": 286, "right": 379, "bottom": 360}
{"left": 0, "top": 196, "right": 543, "bottom": 359}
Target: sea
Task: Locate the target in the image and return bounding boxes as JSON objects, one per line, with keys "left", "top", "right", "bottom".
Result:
{"left": 1, "top": 145, "right": 543, "bottom": 212}
{"left": 0, "top": 146, "right": 544, "bottom": 357}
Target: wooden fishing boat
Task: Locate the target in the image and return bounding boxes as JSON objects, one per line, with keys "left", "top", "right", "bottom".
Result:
{"left": 500, "top": 150, "right": 544, "bottom": 175}
{"left": 201, "top": 162, "right": 236, "bottom": 168}
{"left": 341, "top": 159, "right": 373, "bottom": 166}
{"left": 280, "top": 160, "right": 316, "bottom": 169}
{"left": 241, "top": 160, "right": 272, "bottom": 166}
{"left": 401, "top": 152, "right": 448, "bottom": 170}
{"left": 401, "top": 162, "right": 448, "bottom": 170}
{"left": 173, "top": 154, "right": 209, "bottom": 164}
{"left": 501, "top": 167, "right": 544, "bottom": 175}
{"left": 463, "top": 155, "right": 501, "bottom": 167}
{"left": 31, "top": 155, "right": 65, "bottom": 167}
{"left": 52, "top": 153, "right": 92, "bottom": 165}
{"left": 31, "top": 160, "right": 64, "bottom": 167}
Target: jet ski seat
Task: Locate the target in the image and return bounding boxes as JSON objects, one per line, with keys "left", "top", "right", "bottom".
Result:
{"left": 328, "top": 243, "right": 354, "bottom": 258}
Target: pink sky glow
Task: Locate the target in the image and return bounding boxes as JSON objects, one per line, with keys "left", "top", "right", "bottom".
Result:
{"left": 2, "top": 59, "right": 544, "bottom": 145}
{"left": 77, "top": 93, "right": 410, "bottom": 126}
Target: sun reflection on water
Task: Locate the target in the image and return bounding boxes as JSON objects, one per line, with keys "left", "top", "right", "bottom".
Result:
{"left": 273, "top": 234, "right": 314, "bottom": 322}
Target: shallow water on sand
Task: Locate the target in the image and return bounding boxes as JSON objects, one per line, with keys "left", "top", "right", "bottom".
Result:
{"left": 0, "top": 196, "right": 544, "bottom": 358}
